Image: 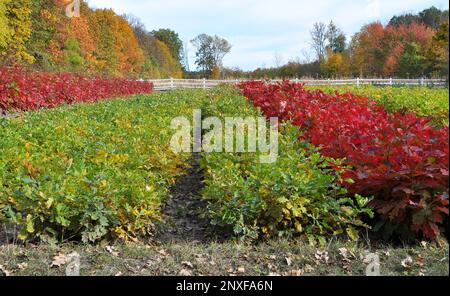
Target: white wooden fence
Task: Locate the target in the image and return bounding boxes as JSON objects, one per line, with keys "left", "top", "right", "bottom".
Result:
{"left": 148, "top": 78, "right": 447, "bottom": 91}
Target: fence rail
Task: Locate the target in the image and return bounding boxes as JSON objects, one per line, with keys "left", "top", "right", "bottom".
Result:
{"left": 148, "top": 78, "right": 447, "bottom": 91}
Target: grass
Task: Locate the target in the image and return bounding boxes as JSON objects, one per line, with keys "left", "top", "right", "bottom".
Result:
{"left": 1, "top": 239, "right": 448, "bottom": 276}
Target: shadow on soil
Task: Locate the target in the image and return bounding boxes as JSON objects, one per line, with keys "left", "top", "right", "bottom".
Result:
{"left": 156, "top": 153, "right": 227, "bottom": 244}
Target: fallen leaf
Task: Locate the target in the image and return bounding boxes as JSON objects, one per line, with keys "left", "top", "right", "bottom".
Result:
{"left": 401, "top": 256, "right": 413, "bottom": 269}
{"left": 0, "top": 265, "right": 11, "bottom": 276}
{"left": 267, "top": 263, "right": 276, "bottom": 271}
{"left": 182, "top": 261, "right": 194, "bottom": 269}
{"left": 106, "top": 246, "right": 119, "bottom": 257}
{"left": 285, "top": 257, "right": 292, "bottom": 266}
{"left": 416, "top": 254, "right": 425, "bottom": 267}
{"left": 179, "top": 269, "right": 192, "bottom": 276}
{"left": 268, "top": 272, "right": 281, "bottom": 276}
{"left": 338, "top": 248, "right": 348, "bottom": 258}
{"left": 237, "top": 266, "right": 246, "bottom": 273}
{"left": 51, "top": 253, "right": 68, "bottom": 268}
{"left": 115, "top": 272, "right": 123, "bottom": 276}
{"left": 290, "top": 269, "right": 303, "bottom": 276}
{"left": 303, "top": 264, "right": 314, "bottom": 273}
{"left": 315, "top": 250, "right": 329, "bottom": 264}
{"left": 17, "top": 262, "right": 28, "bottom": 270}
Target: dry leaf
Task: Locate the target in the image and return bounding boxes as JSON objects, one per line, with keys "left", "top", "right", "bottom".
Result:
{"left": 106, "top": 246, "right": 119, "bottom": 257}
{"left": 285, "top": 257, "right": 293, "bottom": 266}
{"left": 338, "top": 248, "right": 348, "bottom": 258}
{"left": 17, "top": 262, "right": 28, "bottom": 270}
{"left": 51, "top": 252, "right": 68, "bottom": 268}
{"left": 303, "top": 264, "right": 314, "bottom": 273}
{"left": 290, "top": 269, "right": 304, "bottom": 276}
{"left": 315, "top": 250, "right": 329, "bottom": 264}
{"left": 0, "top": 265, "right": 11, "bottom": 276}
{"left": 268, "top": 272, "right": 281, "bottom": 276}
{"left": 416, "top": 255, "right": 425, "bottom": 267}
{"left": 158, "top": 249, "right": 169, "bottom": 257}
{"left": 179, "top": 269, "right": 192, "bottom": 276}
{"left": 115, "top": 272, "right": 123, "bottom": 276}
{"left": 401, "top": 256, "right": 413, "bottom": 269}
{"left": 237, "top": 266, "right": 246, "bottom": 273}
{"left": 267, "top": 263, "right": 276, "bottom": 271}
{"left": 182, "top": 261, "right": 194, "bottom": 269}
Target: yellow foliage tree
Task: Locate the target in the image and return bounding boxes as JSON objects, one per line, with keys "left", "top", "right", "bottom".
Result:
{"left": 324, "top": 50, "right": 344, "bottom": 76}
{"left": 88, "top": 9, "right": 144, "bottom": 77}
{"left": 153, "top": 40, "right": 183, "bottom": 78}
{"left": 0, "top": 0, "right": 34, "bottom": 63}
{"left": 210, "top": 65, "right": 221, "bottom": 79}
{"left": 0, "top": 0, "right": 13, "bottom": 51}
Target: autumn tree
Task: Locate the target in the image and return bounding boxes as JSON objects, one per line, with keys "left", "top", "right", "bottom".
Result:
{"left": 0, "top": 0, "right": 34, "bottom": 64}
{"left": 323, "top": 50, "right": 344, "bottom": 76}
{"left": 151, "top": 28, "right": 183, "bottom": 63}
{"left": 88, "top": 9, "right": 144, "bottom": 77}
{"left": 0, "top": 0, "right": 13, "bottom": 53}
{"left": 428, "top": 21, "right": 449, "bottom": 77}
{"left": 127, "top": 16, "right": 183, "bottom": 78}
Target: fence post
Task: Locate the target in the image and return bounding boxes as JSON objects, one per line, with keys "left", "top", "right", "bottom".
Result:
{"left": 356, "top": 77, "right": 360, "bottom": 87}
{"left": 420, "top": 77, "right": 425, "bottom": 86}
{"left": 170, "top": 77, "right": 174, "bottom": 89}
{"left": 203, "top": 78, "right": 206, "bottom": 89}
{"left": 389, "top": 77, "right": 393, "bottom": 86}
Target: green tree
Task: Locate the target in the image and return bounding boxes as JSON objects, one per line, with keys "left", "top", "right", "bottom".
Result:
{"left": 326, "top": 21, "right": 346, "bottom": 53}
{"left": 151, "top": 28, "right": 183, "bottom": 62}
{"left": 63, "top": 38, "right": 85, "bottom": 70}
{"left": 398, "top": 42, "right": 426, "bottom": 77}
{"left": 191, "top": 34, "right": 231, "bottom": 74}
{"left": 419, "top": 6, "right": 449, "bottom": 29}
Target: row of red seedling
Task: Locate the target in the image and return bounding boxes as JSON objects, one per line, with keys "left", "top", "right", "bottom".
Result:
{"left": 0, "top": 67, "right": 153, "bottom": 113}
{"left": 239, "top": 81, "right": 449, "bottom": 240}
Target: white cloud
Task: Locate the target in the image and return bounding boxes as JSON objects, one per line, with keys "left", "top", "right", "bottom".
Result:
{"left": 86, "top": 0, "right": 449, "bottom": 70}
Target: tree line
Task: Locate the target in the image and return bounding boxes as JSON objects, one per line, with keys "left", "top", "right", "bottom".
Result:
{"left": 0, "top": 0, "right": 232, "bottom": 79}
{"left": 232, "top": 6, "right": 449, "bottom": 79}
{"left": 1, "top": 2, "right": 448, "bottom": 79}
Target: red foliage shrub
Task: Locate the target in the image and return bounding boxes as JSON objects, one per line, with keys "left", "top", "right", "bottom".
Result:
{"left": 0, "top": 67, "right": 153, "bottom": 113}
{"left": 239, "top": 81, "right": 449, "bottom": 240}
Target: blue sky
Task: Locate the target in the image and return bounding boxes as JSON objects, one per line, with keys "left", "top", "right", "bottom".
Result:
{"left": 87, "top": 0, "right": 449, "bottom": 71}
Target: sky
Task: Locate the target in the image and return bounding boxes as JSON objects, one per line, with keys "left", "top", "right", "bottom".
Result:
{"left": 86, "top": 0, "right": 449, "bottom": 71}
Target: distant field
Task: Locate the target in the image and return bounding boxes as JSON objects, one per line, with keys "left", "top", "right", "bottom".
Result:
{"left": 307, "top": 85, "right": 449, "bottom": 126}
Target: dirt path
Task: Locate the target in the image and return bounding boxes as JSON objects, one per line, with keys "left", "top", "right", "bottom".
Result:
{"left": 156, "top": 154, "right": 216, "bottom": 244}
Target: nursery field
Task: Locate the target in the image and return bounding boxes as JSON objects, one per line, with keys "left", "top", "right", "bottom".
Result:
{"left": 307, "top": 85, "right": 449, "bottom": 126}
{"left": 0, "top": 83, "right": 448, "bottom": 276}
